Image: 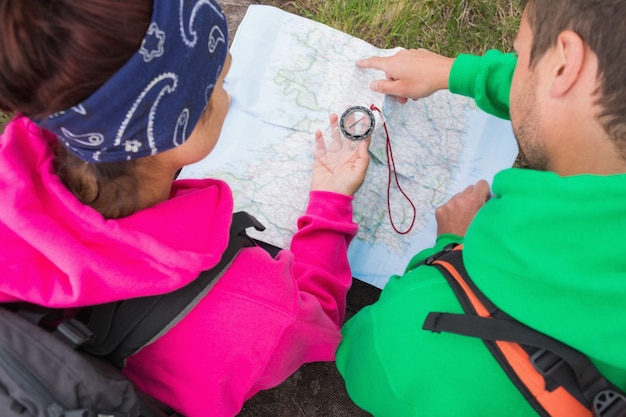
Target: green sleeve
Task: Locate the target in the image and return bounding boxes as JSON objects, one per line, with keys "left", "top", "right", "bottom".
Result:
{"left": 336, "top": 230, "right": 536, "bottom": 416}
{"left": 449, "top": 50, "right": 517, "bottom": 121}
{"left": 335, "top": 236, "right": 462, "bottom": 416}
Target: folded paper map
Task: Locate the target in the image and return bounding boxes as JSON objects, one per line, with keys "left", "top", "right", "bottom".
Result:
{"left": 179, "top": 5, "right": 519, "bottom": 288}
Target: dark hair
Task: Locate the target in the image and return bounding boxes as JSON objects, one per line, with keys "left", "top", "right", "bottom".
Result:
{"left": 526, "top": 0, "right": 626, "bottom": 151}
{"left": 0, "top": 0, "right": 151, "bottom": 117}
{"left": 0, "top": 0, "right": 153, "bottom": 218}
{"left": 55, "top": 146, "right": 144, "bottom": 219}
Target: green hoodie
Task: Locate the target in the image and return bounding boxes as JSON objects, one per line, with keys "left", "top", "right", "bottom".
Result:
{"left": 336, "top": 50, "right": 626, "bottom": 417}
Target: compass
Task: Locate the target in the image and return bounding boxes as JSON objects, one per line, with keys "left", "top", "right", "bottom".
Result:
{"left": 339, "top": 105, "right": 376, "bottom": 141}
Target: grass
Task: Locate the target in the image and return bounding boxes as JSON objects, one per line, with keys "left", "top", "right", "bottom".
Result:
{"left": 259, "top": 0, "right": 522, "bottom": 56}
{"left": 0, "top": 112, "right": 10, "bottom": 133}
{"left": 0, "top": 0, "right": 522, "bottom": 134}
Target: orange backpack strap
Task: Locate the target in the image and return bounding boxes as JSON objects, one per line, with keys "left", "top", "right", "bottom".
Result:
{"left": 421, "top": 243, "right": 626, "bottom": 417}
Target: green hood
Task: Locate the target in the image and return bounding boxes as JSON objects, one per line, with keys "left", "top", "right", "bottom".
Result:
{"left": 465, "top": 168, "right": 626, "bottom": 374}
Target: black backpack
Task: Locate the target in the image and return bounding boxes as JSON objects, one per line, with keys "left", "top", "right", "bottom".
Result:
{"left": 0, "top": 211, "right": 266, "bottom": 417}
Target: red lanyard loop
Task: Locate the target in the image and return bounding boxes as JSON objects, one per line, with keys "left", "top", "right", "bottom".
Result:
{"left": 370, "top": 104, "right": 416, "bottom": 235}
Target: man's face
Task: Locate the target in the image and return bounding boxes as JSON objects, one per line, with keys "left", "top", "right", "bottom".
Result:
{"left": 510, "top": 8, "right": 549, "bottom": 170}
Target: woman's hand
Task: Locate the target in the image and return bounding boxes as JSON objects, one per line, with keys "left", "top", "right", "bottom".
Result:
{"left": 311, "top": 114, "right": 370, "bottom": 196}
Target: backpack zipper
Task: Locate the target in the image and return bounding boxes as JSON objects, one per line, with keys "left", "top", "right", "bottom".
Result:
{"left": 0, "top": 345, "right": 65, "bottom": 417}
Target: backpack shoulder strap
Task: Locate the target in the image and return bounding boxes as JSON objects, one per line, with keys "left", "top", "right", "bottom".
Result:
{"left": 421, "top": 244, "right": 626, "bottom": 417}
{"left": 82, "top": 211, "right": 265, "bottom": 368}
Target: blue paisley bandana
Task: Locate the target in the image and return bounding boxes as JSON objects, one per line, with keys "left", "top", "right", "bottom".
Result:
{"left": 35, "top": 0, "right": 228, "bottom": 163}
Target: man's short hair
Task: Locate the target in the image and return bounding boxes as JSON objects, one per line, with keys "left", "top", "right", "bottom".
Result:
{"left": 527, "top": 0, "right": 625, "bottom": 150}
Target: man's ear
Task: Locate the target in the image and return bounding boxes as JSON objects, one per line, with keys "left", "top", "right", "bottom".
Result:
{"left": 550, "top": 30, "right": 585, "bottom": 97}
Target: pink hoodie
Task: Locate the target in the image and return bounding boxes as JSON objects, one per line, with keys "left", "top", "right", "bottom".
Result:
{"left": 0, "top": 116, "right": 358, "bottom": 416}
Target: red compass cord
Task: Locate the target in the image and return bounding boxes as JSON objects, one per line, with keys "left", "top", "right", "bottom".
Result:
{"left": 370, "top": 104, "right": 417, "bottom": 235}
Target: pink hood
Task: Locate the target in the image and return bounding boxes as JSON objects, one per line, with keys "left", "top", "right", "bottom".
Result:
{"left": 0, "top": 116, "right": 233, "bottom": 306}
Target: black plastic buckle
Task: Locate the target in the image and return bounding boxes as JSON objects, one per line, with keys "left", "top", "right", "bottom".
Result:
{"left": 593, "top": 390, "right": 626, "bottom": 417}
{"left": 424, "top": 243, "right": 459, "bottom": 265}
{"left": 529, "top": 349, "right": 564, "bottom": 391}
{"left": 56, "top": 318, "right": 95, "bottom": 348}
